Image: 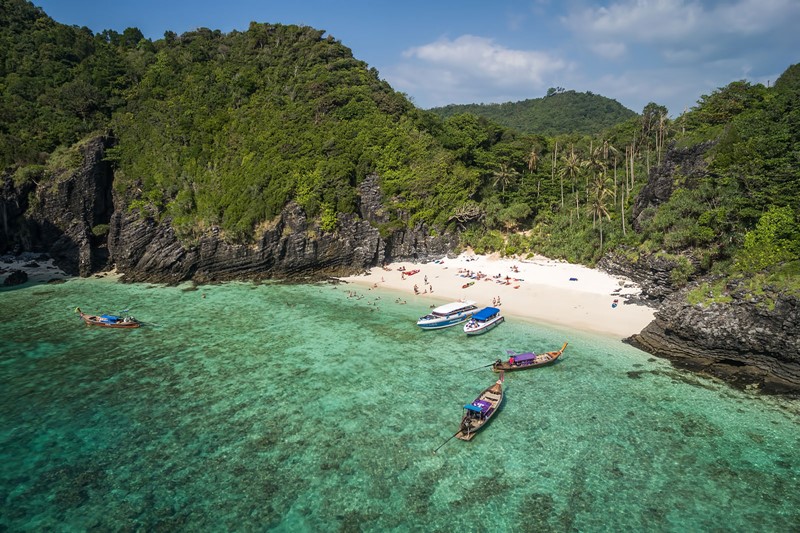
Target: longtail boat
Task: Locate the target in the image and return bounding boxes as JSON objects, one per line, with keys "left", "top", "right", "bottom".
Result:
{"left": 75, "top": 307, "right": 140, "bottom": 328}
{"left": 455, "top": 374, "right": 504, "bottom": 441}
{"left": 492, "top": 342, "right": 568, "bottom": 372}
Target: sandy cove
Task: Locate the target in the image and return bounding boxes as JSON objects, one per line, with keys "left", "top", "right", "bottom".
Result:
{"left": 342, "top": 253, "right": 656, "bottom": 339}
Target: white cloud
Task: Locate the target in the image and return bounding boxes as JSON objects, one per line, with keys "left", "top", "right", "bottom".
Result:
{"left": 404, "top": 35, "right": 566, "bottom": 86}
{"left": 715, "top": 0, "right": 800, "bottom": 34}
{"left": 592, "top": 41, "right": 627, "bottom": 59}
{"left": 387, "top": 35, "right": 567, "bottom": 106}
{"left": 564, "top": 0, "right": 800, "bottom": 57}
{"left": 564, "top": 0, "right": 701, "bottom": 43}
{"left": 379, "top": 1, "right": 798, "bottom": 114}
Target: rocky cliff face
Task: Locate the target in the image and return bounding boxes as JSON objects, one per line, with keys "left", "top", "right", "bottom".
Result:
{"left": 107, "top": 173, "right": 457, "bottom": 283}
{"left": 108, "top": 203, "right": 367, "bottom": 283}
{"left": 627, "top": 281, "right": 800, "bottom": 395}
{"left": 2, "top": 138, "right": 457, "bottom": 283}
{"left": 632, "top": 140, "right": 716, "bottom": 231}
{"left": 599, "top": 141, "right": 800, "bottom": 396}
{"left": 1, "top": 136, "right": 115, "bottom": 276}
{"left": 597, "top": 250, "right": 700, "bottom": 302}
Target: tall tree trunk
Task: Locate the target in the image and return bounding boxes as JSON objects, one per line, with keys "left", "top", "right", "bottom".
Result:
{"left": 600, "top": 220, "right": 604, "bottom": 251}
{"left": 553, "top": 142, "right": 562, "bottom": 208}
{"left": 630, "top": 143, "right": 636, "bottom": 191}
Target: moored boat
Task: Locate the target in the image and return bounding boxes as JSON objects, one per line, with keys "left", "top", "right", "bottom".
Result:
{"left": 75, "top": 307, "right": 140, "bottom": 328}
{"left": 492, "top": 342, "right": 568, "bottom": 372}
{"left": 416, "top": 300, "right": 477, "bottom": 329}
{"left": 456, "top": 374, "right": 504, "bottom": 441}
{"left": 463, "top": 306, "right": 504, "bottom": 335}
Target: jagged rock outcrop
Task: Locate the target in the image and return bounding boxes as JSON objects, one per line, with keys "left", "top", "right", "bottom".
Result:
{"left": 627, "top": 280, "right": 800, "bottom": 395}
{"left": 601, "top": 139, "right": 800, "bottom": 395}
{"left": 632, "top": 140, "right": 716, "bottom": 231}
{"left": 359, "top": 173, "right": 458, "bottom": 263}
{"left": 0, "top": 136, "right": 115, "bottom": 276}
{"left": 598, "top": 250, "right": 701, "bottom": 302}
{"left": 107, "top": 174, "right": 458, "bottom": 284}
{"left": 3, "top": 140, "right": 457, "bottom": 283}
{"left": 2, "top": 269, "right": 28, "bottom": 286}
{"left": 107, "top": 203, "right": 380, "bottom": 283}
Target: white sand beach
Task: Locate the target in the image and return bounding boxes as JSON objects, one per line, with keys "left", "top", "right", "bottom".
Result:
{"left": 343, "top": 252, "right": 656, "bottom": 338}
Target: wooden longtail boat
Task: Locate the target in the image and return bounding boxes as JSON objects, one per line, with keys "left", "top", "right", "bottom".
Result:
{"left": 75, "top": 307, "right": 140, "bottom": 328}
{"left": 455, "top": 374, "right": 504, "bottom": 441}
{"left": 491, "top": 342, "right": 568, "bottom": 372}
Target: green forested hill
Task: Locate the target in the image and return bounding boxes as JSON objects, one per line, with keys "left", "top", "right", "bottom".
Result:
{"left": 2, "top": 0, "right": 798, "bottom": 291}
{"left": 428, "top": 90, "right": 638, "bottom": 135}
{"left": 0, "top": 0, "right": 137, "bottom": 165}
{"left": 105, "top": 24, "right": 501, "bottom": 241}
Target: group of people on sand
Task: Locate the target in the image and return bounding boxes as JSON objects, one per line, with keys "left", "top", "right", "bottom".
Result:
{"left": 413, "top": 282, "right": 433, "bottom": 295}
{"left": 458, "top": 268, "right": 485, "bottom": 280}
{"left": 492, "top": 296, "right": 502, "bottom": 306}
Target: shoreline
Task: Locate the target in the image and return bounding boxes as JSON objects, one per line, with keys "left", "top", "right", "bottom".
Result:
{"left": 342, "top": 252, "right": 657, "bottom": 339}
{"left": 2, "top": 251, "right": 657, "bottom": 339}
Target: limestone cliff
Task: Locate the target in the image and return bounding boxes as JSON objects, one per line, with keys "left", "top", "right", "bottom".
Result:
{"left": 599, "top": 141, "right": 800, "bottom": 395}
{"left": 627, "top": 281, "right": 800, "bottom": 395}
{"left": 1, "top": 137, "right": 115, "bottom": 276}
{"left": 1, "top": 137, "right": 456, "bottom": 283}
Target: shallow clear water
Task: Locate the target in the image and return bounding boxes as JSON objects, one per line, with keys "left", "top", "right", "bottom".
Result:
{"left": 1, "top": 278, "right": 798, "bottom": 531}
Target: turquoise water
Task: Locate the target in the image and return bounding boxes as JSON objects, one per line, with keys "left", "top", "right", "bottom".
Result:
{"left": 1, "top": 278, "right": 798, "bottom": 532}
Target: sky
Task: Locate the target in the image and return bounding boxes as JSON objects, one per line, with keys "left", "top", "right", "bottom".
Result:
{"left": 33, "top": 0, "right": 800, "bottom": 117}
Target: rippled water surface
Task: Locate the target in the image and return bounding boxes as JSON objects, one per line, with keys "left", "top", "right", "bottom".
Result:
{"left": 1, "top": 278, "right": 798, "bottom": 531}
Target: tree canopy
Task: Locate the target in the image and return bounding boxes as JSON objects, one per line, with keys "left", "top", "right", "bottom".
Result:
{"left": 2, "top": 0, "right": 798, "bottom": 291}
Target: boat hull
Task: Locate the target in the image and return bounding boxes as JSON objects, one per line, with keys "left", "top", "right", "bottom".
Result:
{"left": 76, "top": 308, "right": 140, "bottom": 329}
{"left": 465, "top": 316, "right": 504, "bottom": 335}
{"left": 492, "top": 342, "right": 568, "bottom": 372}
{"left": 417, "top": 301, "right": 477, "bottom": 329}
{"left": 455, "top": 380, "right": 503, "bottom": 441}
{"left": 81, "top": 319, "right": 140, "bottom": 329}
{"left": 417, "top": 312, "right": 475, "bottom": 329}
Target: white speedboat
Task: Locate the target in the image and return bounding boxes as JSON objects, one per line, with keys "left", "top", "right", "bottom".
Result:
{"left": 463, "top": 307, "right": 504, "bottom": 335}
{"left": 417, "top": 300, "right": 478, "bottom": 329}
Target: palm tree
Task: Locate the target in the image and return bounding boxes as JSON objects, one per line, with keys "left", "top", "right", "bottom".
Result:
{"left": 587, "top": 173, "right": 612, "bottom": 250}
{"left": 585, "top": 143, "right": 606, "bottom": 199}
{"left": 559, "top": 146, "right": 582, "bottom": 221}
{"left": 492, "top": 161, "right": 519, "bottom": 201}
{"left": 527, "top": 145, "right": 540, "bottom": 197}
{"left": 551, "top": 141, "right": 561, "bottom": 207}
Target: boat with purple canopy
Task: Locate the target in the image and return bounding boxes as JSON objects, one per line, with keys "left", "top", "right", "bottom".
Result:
{"left": 491, "top": 342, "right": 568, "bottom": 372}
{"left": 455, "top": 374, "right": 504, "bottom": 441}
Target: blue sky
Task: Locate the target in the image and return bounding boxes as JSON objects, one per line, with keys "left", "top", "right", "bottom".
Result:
{"left": 33, "top": 0, "right": 800, "bottom": 117}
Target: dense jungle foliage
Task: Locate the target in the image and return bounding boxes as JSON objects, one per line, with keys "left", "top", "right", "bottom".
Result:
{"left": 428, "top": 88, "right": 637, "bottom": 135}
{"left": 2, "top": 0, "right": 798, "bottom": 293}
